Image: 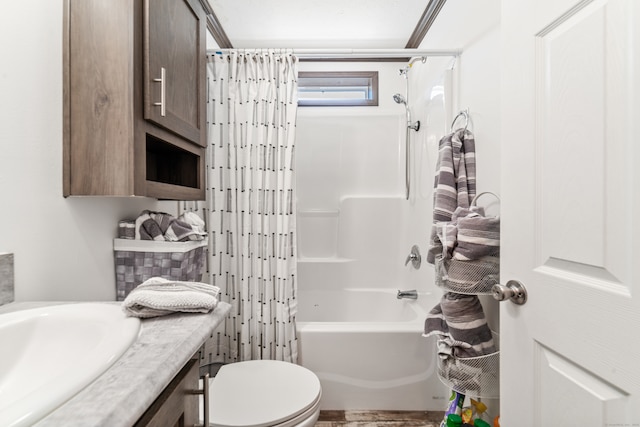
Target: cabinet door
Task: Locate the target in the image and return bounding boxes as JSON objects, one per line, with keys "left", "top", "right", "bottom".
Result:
{"left": 144, "top": 0, "right": 206, "bottom": 147}
{"left": 135, "top": 358, "right": 200, "bottom": 427}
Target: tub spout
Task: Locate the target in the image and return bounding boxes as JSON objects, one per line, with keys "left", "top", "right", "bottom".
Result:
{"left": 397, "top": 289, "right": 418, "bottom": 300}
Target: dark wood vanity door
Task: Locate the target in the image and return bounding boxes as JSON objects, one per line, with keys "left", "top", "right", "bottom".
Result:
{"left": 134, "top": 358, "right": 200, "bottom": 427}
{"left": 143, "top": 0, "right": 206, "bottom": 147}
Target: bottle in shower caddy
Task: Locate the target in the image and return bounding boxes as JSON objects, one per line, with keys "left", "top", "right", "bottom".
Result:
{"left": 447, "top": 414, "right": 491, "bottom": 427}
{"left": 445, "top": 414, "right": 462, "bottom": 426}
{"left": 462, "top": 398, "right": 490, "bottom": 424}
{"left": 440, "top": 391, "right": 465, "bottom": 427}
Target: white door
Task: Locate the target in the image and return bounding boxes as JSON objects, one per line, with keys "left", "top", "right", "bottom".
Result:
{"left": 501, "top": 0, "right": 640, "bottom": 425}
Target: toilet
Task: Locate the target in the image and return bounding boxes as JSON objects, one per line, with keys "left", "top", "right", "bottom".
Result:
{"left": 206, "top": 360, "right": 322, "bottom": 427}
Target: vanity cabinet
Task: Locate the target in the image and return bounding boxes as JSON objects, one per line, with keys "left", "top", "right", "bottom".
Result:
{"left": 135, "top": 358, "right": 200, "bottom": 427}
{"left": 63, "top": 0, "right": 206, "bottom": 200}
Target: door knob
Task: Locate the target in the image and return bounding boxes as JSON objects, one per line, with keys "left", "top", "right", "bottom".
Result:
{"left": 492, "top": 280, "right": 527, "bottom": 305}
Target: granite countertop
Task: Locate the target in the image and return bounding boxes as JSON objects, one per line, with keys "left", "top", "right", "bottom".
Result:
{"left": 0, "top": 301, "right": 231, "bottom": 427}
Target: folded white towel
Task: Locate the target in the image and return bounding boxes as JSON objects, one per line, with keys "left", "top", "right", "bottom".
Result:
{"left": 178, "top": 211, "right": 207, "bottom": 236}
{"left": 122, "top": 277, "right": 220, "bottom": 318}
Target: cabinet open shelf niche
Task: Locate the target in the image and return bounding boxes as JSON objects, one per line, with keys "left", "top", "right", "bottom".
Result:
{"left": 146, "top": 134, "right": 200, "bottom": 189}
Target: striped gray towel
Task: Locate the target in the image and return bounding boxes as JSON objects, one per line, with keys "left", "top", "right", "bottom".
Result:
{"left": 431, "top": 206, "right": 487, "bottom": 261}
{"left": 434, "top": 222, "right": 458, "bottom": 260}
{"left": 135, "top": 210, "right": 206, "bottom": 242}
{"left": 427, "top": 129, "right": 477, "bottom": 264}
{"left": 451, "top": 206, "right": 485, "bottom": 221}
{"left": 438, "top": 356, "right": 483, "bottom": 392}
{"left": 122, "top": 277, "right": 220, "bottom": 318}
{"left": 445, "top": 256, "right": 500, "bottom": 290}
{"left": 423, "top": 292, "right": 495, "bottom": 359}
{"left": 452, "top": 212, "right": 500, "bottom": 261}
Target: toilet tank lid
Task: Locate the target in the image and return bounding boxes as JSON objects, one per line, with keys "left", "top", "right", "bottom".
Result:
{"left": 209, "top": 360, "right": 321, "bottom": 427}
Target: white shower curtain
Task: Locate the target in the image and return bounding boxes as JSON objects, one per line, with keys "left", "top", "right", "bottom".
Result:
{"left": 202, "top": 50, "right": 299, "bottom": 364}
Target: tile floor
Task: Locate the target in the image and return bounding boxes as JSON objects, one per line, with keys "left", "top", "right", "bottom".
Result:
{"left": 314, "top": 410, "right": 445, "bottom": 427}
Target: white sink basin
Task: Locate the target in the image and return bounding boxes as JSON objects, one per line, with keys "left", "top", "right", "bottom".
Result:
{"left": 0, "top": 303, "right": 141, "bottom": 427}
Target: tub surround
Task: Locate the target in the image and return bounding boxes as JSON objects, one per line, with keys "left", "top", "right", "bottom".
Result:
{"left": 295, "top": 197, "right": 447, "bottom": 411}
{"left": 0, "top": 253, "right": 14, "bottom": 306}
{"left": 297, "top": 289, "right": 448, "bottom": 410}
{"left": 0, "top": 301, "right": 231, "bottom": 426}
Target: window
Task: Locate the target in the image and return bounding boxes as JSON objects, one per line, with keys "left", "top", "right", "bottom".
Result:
{"left": 297, "top": 71, "right": 379, "bottom": 107}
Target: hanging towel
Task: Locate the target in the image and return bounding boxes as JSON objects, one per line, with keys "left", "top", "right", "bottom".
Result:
{"left": 135, "top": 210, "right": 207, "bottom": 242}
{"left": 452, "top": 210, "right": 500, "bottom": 261}
{"left": 435, "top": 222, "right": 458, "bottom": 261}
{"left": 432, "top": 205, "right": 487, "bottom": 262}
{"left": 423, "top": 292, "right": 496, "bottom": 359}
{"left": 122, "top": 277, "right": 220, "bottom": 318}
{"left": 431, "top": 206, "right": 500, "bottom": 291}
{"left": 438, "top": 357, "right": 483, "bottom": 392}
{"left": 427, "top": 129, "right": 477, "bottom": 264}
{"left": 451, "top": 205, "right": 485, "bottom": 221}
{"left": 444, "top": 255, "right": 500, "bottom": 290}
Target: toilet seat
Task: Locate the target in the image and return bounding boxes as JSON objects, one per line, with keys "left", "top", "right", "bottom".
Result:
{"left": 208, "top": 360, "right": 322, "bottom": 427}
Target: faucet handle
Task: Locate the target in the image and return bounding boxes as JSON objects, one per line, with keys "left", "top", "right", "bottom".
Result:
{"left": 404, "top": 253, "right": 415, "bottom": 266}
{"left": 405, "top": 245, "right": 421, "bottom": 269}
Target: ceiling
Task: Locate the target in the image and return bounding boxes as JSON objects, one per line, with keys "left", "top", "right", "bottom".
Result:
{"left": 205, "top": 0, "right": 447, "bottom": 49}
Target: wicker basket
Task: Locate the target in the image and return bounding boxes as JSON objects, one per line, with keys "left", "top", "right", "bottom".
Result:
{"left": 113, "top": 239, "right": 207, "bottom": 301}
{"left": 437, "top": 332, "right": 500, "bottom": 399}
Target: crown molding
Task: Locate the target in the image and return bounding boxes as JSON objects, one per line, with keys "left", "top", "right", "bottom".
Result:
{"left": 198, "top": 0, "right": 233, "bottom": 48}
{"left": 405, "top": 0, "right": 447, "bottom": 48}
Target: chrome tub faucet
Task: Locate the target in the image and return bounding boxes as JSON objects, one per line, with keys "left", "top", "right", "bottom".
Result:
{"left": 397, "top": 289, "right": 418, "bottom": 300}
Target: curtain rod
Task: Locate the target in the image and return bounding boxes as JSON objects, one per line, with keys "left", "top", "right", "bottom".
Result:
{"left": 209, "top": 48, "right": 461, "bottom": 59}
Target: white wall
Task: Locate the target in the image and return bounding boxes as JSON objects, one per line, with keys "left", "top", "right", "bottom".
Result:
{"left": 0, "top": 1, "right": 174, "bottom": 301}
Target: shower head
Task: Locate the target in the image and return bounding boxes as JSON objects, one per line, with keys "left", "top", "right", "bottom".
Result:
{"left": 393, "top": 93, "right": 406, "bottom": 105}
{"left": 393, "top": 93, "right": 420, "bottom": 132}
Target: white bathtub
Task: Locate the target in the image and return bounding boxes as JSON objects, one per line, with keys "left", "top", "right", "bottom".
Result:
{"left": 296, "top": 288, "right": 449, "bottom": 411}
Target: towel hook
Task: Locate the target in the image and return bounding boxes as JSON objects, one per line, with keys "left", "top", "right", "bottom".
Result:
{"left": 451, "top": 109, "right": 470, "bottom": 132}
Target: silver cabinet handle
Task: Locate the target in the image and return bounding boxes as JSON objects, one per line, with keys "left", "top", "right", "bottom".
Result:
{"left": 492, "top": 280, "right": 527, "bottom": 305}
{"left": 203, "top": 372, "right": 209, "bottom": 427}
{"left": 153, "top": 67, "right": 166, "bottom": 117}
{"left": 193, "top": 372, "right": 210, "bottom": 427}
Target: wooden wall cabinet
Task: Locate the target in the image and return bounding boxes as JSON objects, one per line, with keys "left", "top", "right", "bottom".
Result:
{"left": 63, "top": 0, "right": 207, "bottom": 200}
